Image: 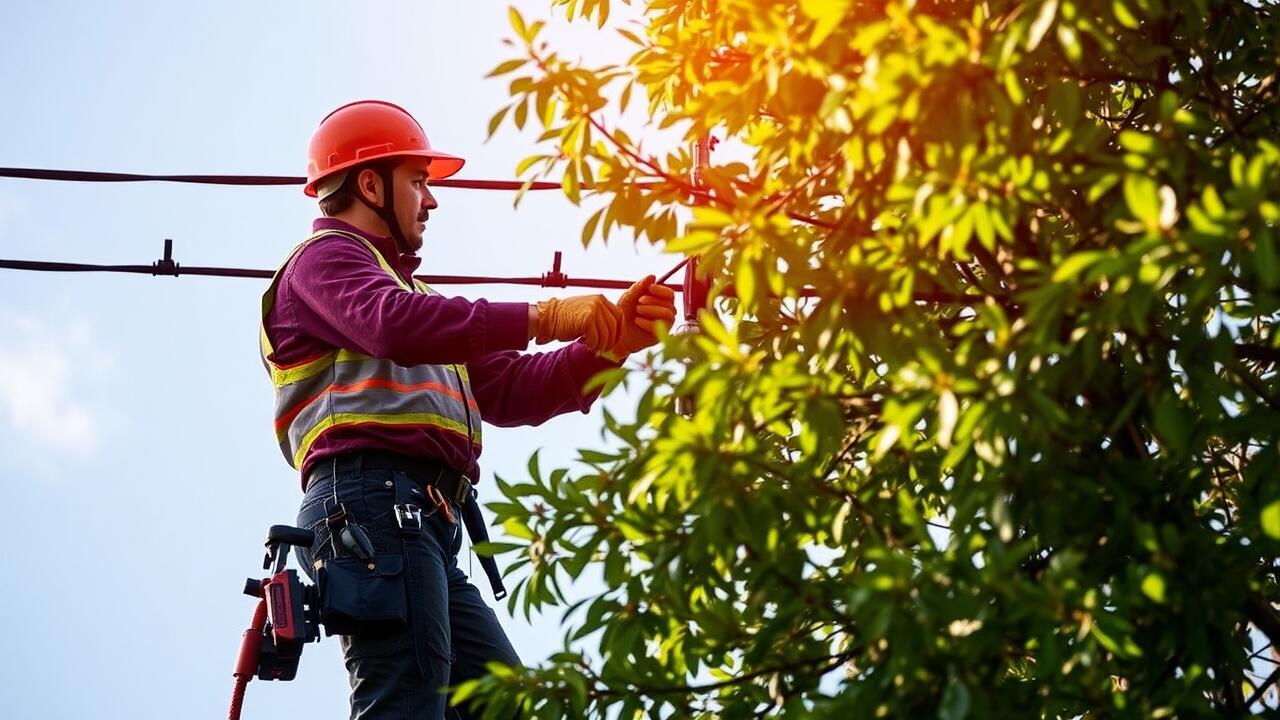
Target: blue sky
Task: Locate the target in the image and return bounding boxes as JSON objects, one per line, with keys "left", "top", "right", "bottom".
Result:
{"left": 0, "top": 2, "right": 671, "bottom": 716}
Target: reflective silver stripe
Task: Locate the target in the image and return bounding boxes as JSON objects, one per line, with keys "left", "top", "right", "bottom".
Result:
{"left": 284, "top": 380, "right": 480, "bottom": 452}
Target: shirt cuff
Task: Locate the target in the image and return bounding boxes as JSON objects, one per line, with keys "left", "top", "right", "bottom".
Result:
{"left": 484, "top": 302, "right": 532, "bottom": 354}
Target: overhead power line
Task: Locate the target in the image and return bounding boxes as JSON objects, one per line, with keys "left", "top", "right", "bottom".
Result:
{"left": 0, "top": 240, "right": 680, "bottom": 292}
{"left": 0, "top": 246, "right": 1000, "bottom": 304}
{"left": 0, "top": 166, "right": 988, "bottom": 305}
{"left": 0, "top": 166, "right": 656, "bottom": 192}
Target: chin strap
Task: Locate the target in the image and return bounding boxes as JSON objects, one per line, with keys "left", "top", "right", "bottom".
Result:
{"left": 355, "top": 163, "right": 410, "bottom": 255}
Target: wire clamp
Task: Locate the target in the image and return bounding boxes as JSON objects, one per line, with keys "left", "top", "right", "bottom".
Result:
{"left": 541, "top": 251, "right": 568, "bottom": 288}
{"left": 152, "top": 238, "right": 180, "bottom": 276}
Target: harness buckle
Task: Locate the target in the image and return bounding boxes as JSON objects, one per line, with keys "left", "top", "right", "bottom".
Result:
{"left": 394, "top": 504, "right": 422, "bottom": 534}
{"left": 455, "top": 475, "right": 473, "bottom": 506}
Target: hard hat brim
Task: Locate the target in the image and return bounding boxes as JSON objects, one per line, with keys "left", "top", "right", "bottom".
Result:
{"left": 304, "top": 149, "right": 466, "bottom": 197}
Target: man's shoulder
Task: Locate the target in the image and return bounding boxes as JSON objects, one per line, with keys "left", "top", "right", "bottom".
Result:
{"left": 300, "top": 230, "right": 377, "bottom": 256}
{"left": 282, "top": 232, "right": 378, "bottom": 278}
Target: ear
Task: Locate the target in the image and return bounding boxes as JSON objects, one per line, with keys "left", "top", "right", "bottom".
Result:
{"left": 356, "top": 167, "right": 383, "bottom": 206}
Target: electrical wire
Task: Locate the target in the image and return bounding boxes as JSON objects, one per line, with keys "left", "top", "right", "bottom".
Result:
{"left": 0, "top": 256, "right": 1000, "bottom": 304}
{"left": 0, "top": 166, "right": 987, "bottom": 304}
{"left": 0, "top": 166, "right": 658, "bottom": 192}
{"left": 0, "top": 256, "right": 682, "bottom": 291}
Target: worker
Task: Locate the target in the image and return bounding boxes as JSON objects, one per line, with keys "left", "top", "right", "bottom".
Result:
{"left": 259, "top": 100, "right": 676, "bottom": 719}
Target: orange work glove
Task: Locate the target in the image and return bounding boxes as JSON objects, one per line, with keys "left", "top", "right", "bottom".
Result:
{"left": 610, "top": 275, "right": 677, "bottom": 357}
{"left": 535, "top": 295, "right": 624, "bottom": 352}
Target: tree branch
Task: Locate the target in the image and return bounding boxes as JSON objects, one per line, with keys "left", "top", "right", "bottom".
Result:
{"left": 1225, "top": 359, "right": 1280, "bottom": 412}
{"left": 604, "top": 648, "right": 858, "bottom": 697}
{"left": 1234, "top": 342, "right": 1280, "bottom": 365}
{"left": 1245, "top": 665, "right": 1280, "bottom": 709}
{"left": 1246, "top": 594, "right": 1280, "bottom": 650}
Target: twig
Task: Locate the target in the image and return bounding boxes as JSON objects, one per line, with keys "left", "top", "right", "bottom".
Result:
{"left": 1245, "top": 665, "right": 1280, "bottom": 709}
{"left": 1225, "top": 359, "right": 1280, "bottom": 412}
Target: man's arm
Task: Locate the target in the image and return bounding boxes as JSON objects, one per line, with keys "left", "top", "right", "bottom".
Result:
{"left": 287, "top": 236, "right": 530, "bottom": 365}
{"left": 467, "top": 342, "right": 621, "bottom": 427}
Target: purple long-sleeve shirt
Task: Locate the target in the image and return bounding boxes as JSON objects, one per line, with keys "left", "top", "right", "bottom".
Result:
{"left": 264, "top": 217, "right": 618, "bottom": 484}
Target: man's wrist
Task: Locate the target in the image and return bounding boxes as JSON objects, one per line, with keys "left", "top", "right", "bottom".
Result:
{"left": 527, "top": 303, "right": 539, "bottom": 341}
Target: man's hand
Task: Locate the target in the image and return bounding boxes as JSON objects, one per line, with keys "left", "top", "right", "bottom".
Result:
{"left": 534, "top": 295, "right": 624, "bottom": 351}
{"left": 610, "top": 275, "right": 677, "bottom": 357}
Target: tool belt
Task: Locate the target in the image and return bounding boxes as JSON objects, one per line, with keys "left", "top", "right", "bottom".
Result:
{"left": 324, "top": 450, "right": 507, "bottom": 601}
{"left": 355, "top": 450, "right": 476, "bottom": 506}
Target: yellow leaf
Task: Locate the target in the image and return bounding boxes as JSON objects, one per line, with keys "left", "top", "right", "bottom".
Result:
{"left": 508, "top": 6, "right": 528, "bottom": 40}
{"left": 800, "top": 0, "right": 852, "bottom": 46}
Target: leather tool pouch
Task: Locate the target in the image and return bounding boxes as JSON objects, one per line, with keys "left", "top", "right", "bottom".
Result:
{"left": 316, "top": 553, "right": 409, "bottom": 636}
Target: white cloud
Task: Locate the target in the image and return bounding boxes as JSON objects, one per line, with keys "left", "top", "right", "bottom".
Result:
{"left": 0, "top": 309, "right": 107, "bottom": 459}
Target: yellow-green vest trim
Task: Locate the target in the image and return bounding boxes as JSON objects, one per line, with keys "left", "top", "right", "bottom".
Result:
{"left": 260, "top": 229, "right": 482, "bottom": 470}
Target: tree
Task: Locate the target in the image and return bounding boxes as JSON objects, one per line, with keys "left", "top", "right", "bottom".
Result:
{"left": 464, "top": 0, "right": 1280, "bottom": 716}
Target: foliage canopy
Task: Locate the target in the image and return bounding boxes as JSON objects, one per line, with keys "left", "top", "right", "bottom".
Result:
{"left": 467, "top": 0, "right": 1280, "bottom": 717}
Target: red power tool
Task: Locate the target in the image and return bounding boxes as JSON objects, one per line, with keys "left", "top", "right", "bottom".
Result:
{"left": 229, "top": 525, "right": 321, "bottom": 720}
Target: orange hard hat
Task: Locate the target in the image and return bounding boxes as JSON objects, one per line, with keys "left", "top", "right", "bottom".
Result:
{"left": 304, "top": 100, "right": 465, "bottom": 197}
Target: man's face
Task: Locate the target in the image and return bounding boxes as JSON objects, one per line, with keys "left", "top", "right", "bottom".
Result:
{"left": 390, "top": 157, "right": 438, "bottom": 253}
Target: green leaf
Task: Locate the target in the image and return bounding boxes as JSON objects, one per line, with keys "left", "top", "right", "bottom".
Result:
{"left": 503, "top": 517, "right": 536, "bottom": 541}
{"left": 1141, "top": 572, "right": 1167, "bottom": 603}
{"left": 1255, "top": 234, "right": 1279, "bottom": 290}
{"left": 1056, "top": 23, "right": 1082, "bottom": 64}
{"left": 527, "top": 448, "right": 541, "bottom": 483}
{"left": 939, "top": 679, "right": 972, "bottom": 720}
{"left": 1003, "top": 71, "right": 1025, "bottom": 106}
{"left": 1113, "top": 0, "right": 1141, "bottom": 29}
{"left": 1052, "top": 251, "right": 1104, "bottom": 282}
{"left": 972, "top": 202, "right": 996, "bottom": 252}
{"left": 472, "top": 541, "right": 527, "bottom": 556}
{"left": 1262, "top": 500, "right": 1280, "bottom": 539}
{"left": 1026, "top": 0, "right": 1058, "bottom": 51}
{"left": 1123, "top": 174, "right": 1160, "bottom": 230}
{"left": 1119, "top": 130, "right": 1157, "bottom": 155}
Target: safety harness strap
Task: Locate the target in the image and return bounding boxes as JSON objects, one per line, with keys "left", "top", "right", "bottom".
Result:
{"left": 461, "top": 490, "right": 507, "bottom": 600}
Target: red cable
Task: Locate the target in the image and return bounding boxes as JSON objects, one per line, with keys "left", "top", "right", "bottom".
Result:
{"left": 0, "top": 258, "right": 685, "bottom": 292}
{"left": 0, "top": 166, "right": 659, "bottom": 192}
{"left": 0, "top": 257, "right": 999, "bottom": 303}
{"left": 229, "top": 599, "right": 268, "bottom": 720}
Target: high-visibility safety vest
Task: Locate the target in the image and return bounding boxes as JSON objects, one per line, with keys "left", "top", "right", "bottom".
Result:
{"left": 260, "top": 229, "right": 482, "bottom": 471}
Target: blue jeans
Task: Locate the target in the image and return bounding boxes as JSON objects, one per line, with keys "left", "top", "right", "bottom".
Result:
{"left": 296, "top": 455, "right": 521, "bottom": 719}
